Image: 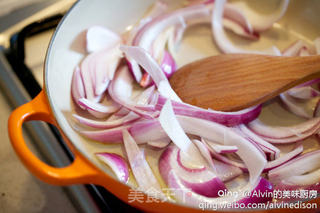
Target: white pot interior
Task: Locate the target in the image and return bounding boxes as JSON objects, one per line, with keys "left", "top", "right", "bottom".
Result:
{"left": 45, "top": 0, "right": 320, "bottom": 197}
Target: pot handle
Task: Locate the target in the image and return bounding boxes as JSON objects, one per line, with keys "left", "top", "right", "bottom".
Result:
{"left": 8, "top": 90, "right": 100, "bottom": 185}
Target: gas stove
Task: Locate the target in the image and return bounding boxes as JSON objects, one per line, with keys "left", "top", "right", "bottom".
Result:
{"left": 0, "top": 1, "right": 140, "bottom": 212}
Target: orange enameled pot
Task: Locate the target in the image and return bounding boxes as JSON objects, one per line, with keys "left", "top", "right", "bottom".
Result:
{"left": 7, "top": 0, "right": 320, "bottom": 212}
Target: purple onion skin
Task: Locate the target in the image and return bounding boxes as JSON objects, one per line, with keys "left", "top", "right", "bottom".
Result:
{"left": 239, "top": 178, "right": 274, "bottom": 205}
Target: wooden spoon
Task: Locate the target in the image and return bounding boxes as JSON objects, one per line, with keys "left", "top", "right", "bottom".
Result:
{"left": 169, "top": 54, "right": 320, "bottom": 111}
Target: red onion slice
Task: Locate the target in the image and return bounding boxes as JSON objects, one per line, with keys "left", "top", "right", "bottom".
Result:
{"left": 230, "top": 0, "right": 289, "bottom": 32}
{"left": 78, "top": 98, "right": 120, "bottom": 115}
{"left": 71, "top": 66, "right": 85, "bottom": 109}
{"left": 279, "top": 93, "right": 312, "bottom": 119}
{"left": 247, "top": 117, "right": 320, "bottom": 143}
{"left": 193, "top": 139, "right": 243, "bottom": 181}
{"left": 209, "top": 147, "right": 247, "bottom": 171}
{"left": 108, "top": 66, "right": 157, "bottom": 118}
{"left": 176, "top": 115, "right": 267, "bottom": 180}
{"left": 72, "top": 111, "right": 140, "bottom": 129}
{"left": 80, "top": 45, "right": 122, "bottom": 102}
{"left": 238, "top": 124, "right": 280, "bottom": 160}
{"left": 147, "top": 138, "right": 171, "bottom": 149}
{"left": 282, "top": 40, "right": 309, "bottom": 56}
{"left": 120, "top": 45, "right": 181, "bottom": 102}
{"left": 124, "top": 1, "right": 169, "bottom": 83}
{"left": 122, "top": 129, "right": 163, "bottom": 193}
{"left": 264, "top": 145, "right": 303, "bottom": 172}
{"left": 205, "top": 140, "right": 238, "bottom": 154}
{"left": 78, "top": 119, "right": 169, "bottom": 144}
{"left": 211, "top": 0, "right": 280, "bottom": 55}
{"left": 159, "top": 100, "right": 207, "bottom": 167}
{"left": 287, "top": 86, "right": 320, "bottom": 100}
{"left": 86, "top": 26, "right": 121, "bottom": 53}
{"left": 268, "top": 150, "right": 320, "bottom": 183}
{"left": 159, "top": 145, "right": 226, "bottom": 198}
{"left": 95, "top": 152, "right": 129, "bottom": 183}
{"left": 212, "top": 159, "right": 242, "bottom": 182}
{"left": 155, "top": 95, "right": 261, "bottom": 126}
{"left": 134, "top": 4, "right": 210, "bottom": 51}
{"left": 281, "top": 168, "right": 320, "bottom": 186}
{"left": 139, "top": 50, "right": 177, "bottom": 88}
{"left": 193, "top": 139, "right": 216, "bottom": 169}
{"left": 223, "top": 19, "right": 259, "bottom": 40}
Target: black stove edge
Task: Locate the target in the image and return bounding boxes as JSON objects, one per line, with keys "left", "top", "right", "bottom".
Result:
{"left": 0, "top": 48, "right": 102, "bottom": 213}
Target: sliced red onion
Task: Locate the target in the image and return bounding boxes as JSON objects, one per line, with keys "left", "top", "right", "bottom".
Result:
{"left": 147, "top": 138, "right": 171, "bottom": 149}
{"left": 139, "top": 28, "right": 175, "bottom": 87}
{"left": 194, "top": 138, "right": 243, "bottom": 181}
{"left": 287, "top": 86, "right": 320, "bottom": 100}
{"left": 155, "top": 95, "right": 262, "bottom": 126}
{"left": 108, "top": 66, "right": 157, "bottom": 118}
{"left": 176, "top": 115, "right": 267, "bottom": 180}
{"left": 86, "top": 26, "right": 121, "bottom": 53}
{"left": 238, "top": 124, "right": 280, "bottom": 160}
{"left": 72, "top": 111, "right": 140, "bottom": 129}
{"left": 247, "top": 117, "right": 320, "bottom": 143}
{"left": 80, "top": 45, "right": 122, "bottom": 102}
{"left": 71, "top": 66, "right": 85, "bottom": 109}
{"left": 208, "top": 147, "right": 247, "bottom": 171}
{"left": 158, "top": 100, "right": 208, "bottom": 167}
{"left": 159, "top": 145, "right": 226, "bottom": 198}
{"left": 78, "top": 119, "right": 168, "bottom": 144}
{"left": 230, "top": 0, "right": 289, "bottom": 32}
{"left": 299, "top": 47, "right": 310, "bottom": 56}
{"left": 134, "top": 4, "right": 210, "bottom": 52}
{"left": 212, "top": 159, "right": 243, "bottom": 182}
{"left": 139, "top": 50, "right": 177, "bottom": 88}
{"left": 124, "top": 0, "right": 168, "bottom": 46}
{"left": 223, "top": 19, "right": 259, "bottom": 40}
{"left": 124, "top": 1, "right": 169, "bottom": 83}
{"left": 122, "top": 129, "right": 163, "bottom": 193}
{"left": 134, "top": 85, "right": 156, "bottom": 104}
{"left": 268, "top": 149, "right": 320, "bottom": 183}
{"left": 279, "top": 168, "right": 320, "bottom": 186}
{"left": 120, "top": 45, "right": 181, "bottom": 102}
{"left": 211, "top": 0, "right": 280, "bottom": 55}
{"left": 110, "top": 107, "right": 130, "bottom": 118}
{"left": 205, "top": 140, "right": 238, "bottom": 154}
{"left": 95, "top": 152, "right": 129, "bottom": 183}
{"left": 264, "top": 145, "right": 303, "bottom": 172}
{"left": 282, "top": 40, "right": 309, "bottom": 56}
{"left": 78, "top": 98, "right": 120, "bottom": 115}
{"left": 193, "top": 139, "right": 216, "bottom": 169}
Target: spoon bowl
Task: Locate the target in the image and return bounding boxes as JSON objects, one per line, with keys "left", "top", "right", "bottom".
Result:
{"left": 169, "top": 54, "right": 320, "bottom": 111}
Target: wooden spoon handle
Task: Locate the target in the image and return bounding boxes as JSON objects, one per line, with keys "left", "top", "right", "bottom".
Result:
{"left": 170, "top": 54, "right": 320, "bottom": 111}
